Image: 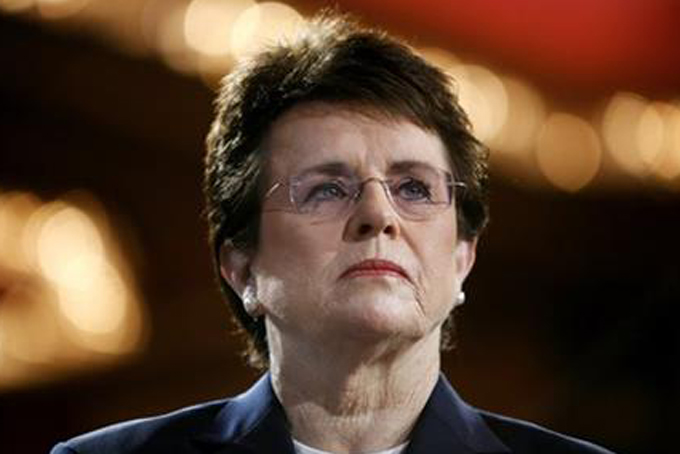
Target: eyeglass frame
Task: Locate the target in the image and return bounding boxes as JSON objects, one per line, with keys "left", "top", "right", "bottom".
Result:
{"left": 262, "top": 165, "right": 466, "bottom": 221}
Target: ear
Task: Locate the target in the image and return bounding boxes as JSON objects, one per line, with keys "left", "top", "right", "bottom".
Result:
{"left": 219, "top": 242, "right": 252, "bottom": 297}
{"left": 453, "top": 237, "right": 478, "bottom": 285}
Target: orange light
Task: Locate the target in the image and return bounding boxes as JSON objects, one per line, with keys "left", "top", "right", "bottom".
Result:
{"left": 0, "top": 192, "right": 147, "bottom": 390}
{"left": 490, "top": 77, "right": 546, "bottom": 159}
{"left": 446, "top": 64, "right": 508, "bottom": 143}
{"left": 535, "top": 113, "right": 602, "bottom": 192}
{"left": 36, "top": 204, "right": 104, "bottom": 285}
{"left": 602, "top": 92, "right": 649, "bottom": 176}
{"left": 184, "top": 0, "right": 254, "bottom": 57}
{"left": 642, "top": 101, "right": 680, "bottom": 182}
{"left": 0, "top": 191, "right": 41, "bottom": 273}
{"left": 36, "top": 0, "right": 89, "bottom": 20}
{"left": 230, "top": 2, "right": 303, "bottom": 59}
{"left": 419, "top": 47, "right": 461, "bottom": 72}
{"left": 156, "top": 2, "right": 196, "bottom": 75}
{"left": 0, "top": 0, "right": 33, "bottom": 13}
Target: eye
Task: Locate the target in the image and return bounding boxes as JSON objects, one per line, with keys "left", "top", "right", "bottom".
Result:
{"left": 303, "top": 180, "right": 350, "bottom": 203}
{"left": 395, "top": 177, "right": 432, "bottom": 202}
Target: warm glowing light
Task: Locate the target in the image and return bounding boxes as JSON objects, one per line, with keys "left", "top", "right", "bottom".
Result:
{"left": 197, "top": 53, "right": 235, "bottom": 89}
{"left": 447, "top": 64, "right": 508, "bottom": 143}
{"left": 666, "top": 102, "right": 680, "bottom": 180}
{"left": 0, "top": 192, "right": 61, "bottom": 370}
{"left": 0, "top": 0, "right": 33, "bottom": 13}
{"left": 419, "top": 47, "right": 460, "bottom": 72}
{"left": 636, "top": 102, "right": 665, "bottom": 168}
{"left": 602, "top": 92, "right": 649, "bottom": 176}
{"left": 535, "top": 113, "right": 602, "bottom": 192}
{"left": 490, "top": 77, "right": 546, "bottom": 158}
{"left": 57, "top": 259, "right": 128, "bottom": 335}
{"left": 33, "top": 202, "right": 142, "bottom": 343}
{"left": 0, "top": 192, "right": 40, "bottom": 272}
{"left": 0, "top": 288, "right": 60, "bottom": 365}
{"left": 36, "top": 0, "right": 89, "bottom": 19}
{"left": 603, "top": 93, "right": 680, "bottom": 182}
{"left": 1, "top": 192, "right": 147, "bottom": 389}
{"left": 230, "top": 2, "right": 303, "bottom": 59}
{"left": 155, "top": 2, "right": 197, "bottom": 74}
{"left": 37, "top": 204, "right": 104, "bottom": 284}
{"left": 419, "top": 50, "right": 519, "bottom": 152}
{"left": 184, "top": 0, "right": 254, "bottom": 56}
{"left": 645, "top": 101, "right": 680, "bottom": 181}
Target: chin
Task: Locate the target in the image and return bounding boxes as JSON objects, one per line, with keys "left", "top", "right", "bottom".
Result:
{"left": 312, "top": 281, "right": 443, "bottom": 342}
{"left": 335, "top": 294, "right": 431, "bottom": 341}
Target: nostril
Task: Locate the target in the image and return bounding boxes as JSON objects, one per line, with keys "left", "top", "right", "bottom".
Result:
{"left": 383, "top": 224, "right": 396, "bottom": 236}
{"left": 358, "top": 223, "right": 373, "bottom": 236}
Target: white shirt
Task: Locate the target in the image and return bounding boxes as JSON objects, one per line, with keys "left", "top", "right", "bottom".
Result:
{"left": 292, "top": 438, "right": 409, "bottom": 454}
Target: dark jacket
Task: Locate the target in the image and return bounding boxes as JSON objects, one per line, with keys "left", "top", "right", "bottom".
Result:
{"left": 50, "top": 373, "right": 616, "bottom": 453}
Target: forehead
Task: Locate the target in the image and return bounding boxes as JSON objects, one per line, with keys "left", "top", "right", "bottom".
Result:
{"left": 261, "top": 102, "right": 451, "bottom": 179}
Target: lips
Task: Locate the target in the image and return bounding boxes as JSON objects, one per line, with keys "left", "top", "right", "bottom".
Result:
{"left": 340, "top": 259, "right": 410, "bottom": 281}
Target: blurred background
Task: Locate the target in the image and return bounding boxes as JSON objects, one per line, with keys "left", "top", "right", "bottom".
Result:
{"left": 1, "top": 0, "right": 678, "bottom": 453}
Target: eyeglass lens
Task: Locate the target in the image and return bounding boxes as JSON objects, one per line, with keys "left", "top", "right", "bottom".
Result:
{"left": 289, "top": 166, "right": 454, "bottom": 220}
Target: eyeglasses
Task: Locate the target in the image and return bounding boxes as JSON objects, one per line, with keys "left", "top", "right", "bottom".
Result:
{"left": 263, "top": 163, "right": 465, "bottom": 221}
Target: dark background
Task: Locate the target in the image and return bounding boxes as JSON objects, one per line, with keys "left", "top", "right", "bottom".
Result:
{"left": 1, "top": 2, "right": 678, "bottom": 453}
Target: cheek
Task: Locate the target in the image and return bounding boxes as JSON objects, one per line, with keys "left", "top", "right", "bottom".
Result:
{"left": 257, "top": 215, "right": 333, "bottom": 267}
{"left": 417, "top": 219, "right": 459, "bottom": 305}
{"left": 254, "top": 215, "right": 340, "bottom": 306}
{"left": 425, "top": 244, "right": 457, "bottom": 292}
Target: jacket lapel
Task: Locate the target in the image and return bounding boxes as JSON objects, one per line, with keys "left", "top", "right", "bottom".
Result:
{"left": 190, "top": 373, "right": 295, "bottom": 454}
{"left": 406, "top": 373, "right": 510, "bottom": 454}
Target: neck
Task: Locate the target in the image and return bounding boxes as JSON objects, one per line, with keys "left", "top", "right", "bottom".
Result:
{"left": 268, "top": 327, "right": 441, "bottom": 453}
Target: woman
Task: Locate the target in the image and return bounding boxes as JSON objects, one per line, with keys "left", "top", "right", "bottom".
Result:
{"left": 52, "top": 12, "right": 616, "bottom": 454}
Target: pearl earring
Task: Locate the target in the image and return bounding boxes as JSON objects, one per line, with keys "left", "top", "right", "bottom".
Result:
{"left": 242, "top": 284, "right": 263, "bottom": 318}
{"left": 455, "top": 291, "right": 466, "bottom": 306}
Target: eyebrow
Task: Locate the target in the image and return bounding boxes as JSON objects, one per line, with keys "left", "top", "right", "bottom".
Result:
{"left": 296, "top": 159, "right": 444, "bottom": 177}
{"left": 296, "top": 161, "right": 354, "bottom": 178}
{"left": 389, "top": 160, "right": 444, "bottom": 173}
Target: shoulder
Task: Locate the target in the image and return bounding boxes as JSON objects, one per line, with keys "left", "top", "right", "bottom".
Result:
{"left": 415, "top": 374, "right": 618, "bottom": 454}
{"left": 479, "top": 410, "right": 617, "bottom": 454}
{"left": 50, "top": 398, "right": 229, "bottom": 454}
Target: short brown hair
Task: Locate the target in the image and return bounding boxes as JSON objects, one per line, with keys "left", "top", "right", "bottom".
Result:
{"left": 204, "top": 11, "right": 489, "bottom": 368}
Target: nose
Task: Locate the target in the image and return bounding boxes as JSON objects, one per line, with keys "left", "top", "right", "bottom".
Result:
{"left": 343, "top": 179, "right": 401, "bottom": 242}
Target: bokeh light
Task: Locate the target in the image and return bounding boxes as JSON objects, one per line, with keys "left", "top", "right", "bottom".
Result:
{"left": 0, "top": 0, "right": 32, "bottom": 13}
{"left": 602, "top": 92, "right": 650, "bottom": 176}
{"left": 490, "top": 76, "right": 546, "bottom": 159}
{"left": 636, "top": 102, "right": 665, "bottom": 170}
{"left": 36, "top": 0, "right": 89, "bottom": 20}
{"left": 448, "top": 64, "right": 508, "bottom": 143}
{"left": 535, "top": 113, "right": 602, "bottom": 192}
{"left": 641, "top": 101, "right": 680, "bottom": 182}
{"left": 56, "top": 257, "right": 125, "bottom": 332}
{"left": 0, "top": 284, "right": 60, "bottom": 365}
{"left": 230, "top": 2, "right": 303, "bottom": 59}
{"left": 0, "top": 191, "right": 147, "bottom": 389}
{"left": 662, "top": 101, "right": 680, "bottom": 182}
{"left": 0, "top": 191, "right": 40, "bottom": 273}
{"left": 419, "top": 47, "right": 461, "bottom": 72}
{"left": 155, "top": 1, "right": 195, "bottom": 75}
{"left": 36, "top": 204, "right": 104, "bottom": 285}
{"left": 184, "top": 0, "right": 254, "bottom": 57}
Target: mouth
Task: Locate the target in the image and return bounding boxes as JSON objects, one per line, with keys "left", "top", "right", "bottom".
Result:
{"left": 340, "top": 259, "right": 411, "bottom": 282}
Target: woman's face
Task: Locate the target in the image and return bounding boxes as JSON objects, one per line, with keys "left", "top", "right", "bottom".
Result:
{"left": 227, "top": 102, "right": 476, "bottom": 348}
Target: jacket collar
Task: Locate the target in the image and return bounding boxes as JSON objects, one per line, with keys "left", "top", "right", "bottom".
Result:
{"left": 192, "top": 372, "right": 509, "bottom": 454}
{"left": 406, "top": 373, "right": 510, "bottom": 453}
{"left": 191, "top": 373, "right": 295, "bottom": 453}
